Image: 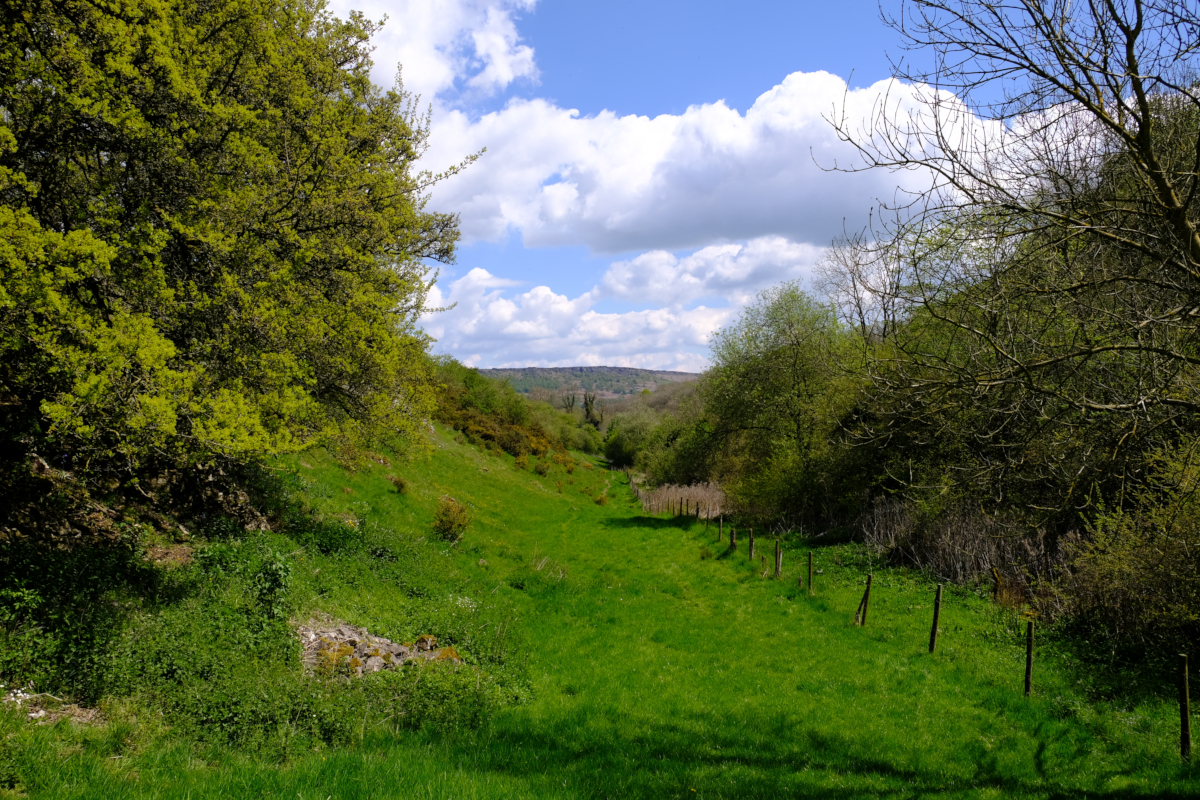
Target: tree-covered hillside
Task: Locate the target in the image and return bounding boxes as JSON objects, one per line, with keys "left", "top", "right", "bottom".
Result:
{"left": 480, "top": 366, "right": 699, "bottom": 397}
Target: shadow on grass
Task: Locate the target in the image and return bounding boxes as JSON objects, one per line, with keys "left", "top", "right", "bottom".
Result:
{"left": 600, "top": 515, "right": 697, "bottom": 530}
{"left": 0, "top": 539, "right": 195, "bottom": 703}
{"left": 375, "top": 703, "right": 1199, "bottom": 800}
{"left": 446, "top": 705, "right": 1185, "bottom": 800}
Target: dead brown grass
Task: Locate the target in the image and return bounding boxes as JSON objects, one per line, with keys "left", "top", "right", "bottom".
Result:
{"left": 858, "top": 497, "right": 1062, "bottom": 613}
{"left": 634, "top": 480, "right": 726, "bottom": 519}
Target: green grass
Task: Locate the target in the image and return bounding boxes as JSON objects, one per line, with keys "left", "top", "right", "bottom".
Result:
{"left": 6, "top": 426, "right": 1198, "bottom": 798}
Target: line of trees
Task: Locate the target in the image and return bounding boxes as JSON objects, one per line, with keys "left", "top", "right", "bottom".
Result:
{"left": 606, "top": 0, "right": 1200, "bottom": 645}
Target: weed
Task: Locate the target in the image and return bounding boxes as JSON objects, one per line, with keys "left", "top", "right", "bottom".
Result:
{"left": 433, "top": 496, "right": 471, "bottom": 543}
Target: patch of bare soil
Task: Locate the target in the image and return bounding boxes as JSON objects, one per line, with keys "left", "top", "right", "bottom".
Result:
{"left": 144, "top": 544, "right": 193, "bottom": 567}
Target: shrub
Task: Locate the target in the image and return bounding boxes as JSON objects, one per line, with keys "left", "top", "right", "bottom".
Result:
{"left": 250, "top": 550, "right": 292, "bottom": 620}
{"left": 281, "top": 511, "right": 361, "bottom": 555}
{"left": 514, "top": 454, "right": 529, "bottom": 470}
{"left": 534, "top": 461, "right": 550, "bottom": 476}
{"left": 594, "top": 495, "right": 608, "bottom": 506}
{"left": 433, "top": 496, "right": 471, "bottom": 542}
{"left": 386, "top": 474, "right": 408, "bottom": 494}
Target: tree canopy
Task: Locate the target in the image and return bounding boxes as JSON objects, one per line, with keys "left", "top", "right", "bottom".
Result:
{"left": 0, "top": 0, "right": 461, "bottom": 501}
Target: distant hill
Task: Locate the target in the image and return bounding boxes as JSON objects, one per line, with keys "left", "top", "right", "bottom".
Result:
{"left": 479, "top": 366, "right": 701, "bottom": 398}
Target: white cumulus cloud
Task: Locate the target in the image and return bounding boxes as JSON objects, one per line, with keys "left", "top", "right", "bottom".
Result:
{"left": 423, "top": 267, "right": 731, "bottom": 369}
{"left": 424, "top": 71, "right": 939, "bottom": 253}
{"left": 325, "top": 0, "right": 538, "bottom": 103}
{"left": 318, "top": 5, "right": 969, "bottom": 368}
{"left": 422, "top": 234, "right": 825, "bottom": 368}
{"left": 600, "top": 236, "right": 821, "bottom": 307}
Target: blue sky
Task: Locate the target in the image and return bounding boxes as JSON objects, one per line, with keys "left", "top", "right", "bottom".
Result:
{"left": 326, "top": 0, "right": 939, "bottom": 370}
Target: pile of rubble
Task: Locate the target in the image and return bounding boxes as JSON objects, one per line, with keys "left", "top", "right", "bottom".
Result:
{"left": 298, "top": 621, "right": 462, "bottom": 677}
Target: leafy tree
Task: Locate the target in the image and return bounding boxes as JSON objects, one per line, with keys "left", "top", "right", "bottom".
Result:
{"left": 603, "top": 405, "right": 661, "bottom": 468}
{"left": 582, "top": 391, "right": 603, "bottom": 430}
{"left": 700, "top": 283, "right": 865, "bottom": 516}
{"left": 829, "top": 0, "right": 1200, "bottom": 516}
{"left": 0, "top": 0, "right": 464, "bottom": 510}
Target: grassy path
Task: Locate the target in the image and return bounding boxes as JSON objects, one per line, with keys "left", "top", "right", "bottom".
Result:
{"left": 21, "top": 430, "right": 1199, "bottom": 798}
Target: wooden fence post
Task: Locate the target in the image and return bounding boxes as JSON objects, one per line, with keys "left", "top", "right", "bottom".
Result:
{"left": 730, "top": 527, "right": 737, "bottom": 549}
{"left": 1181, "top": 653, "right": 1192, "bottom": 761}
{"left": 855, "top": 574, "right": 873, "bottom": 625}
{"left": 1024, "top": 620, "right": 1035, "bottom": 697}
{"left": 808, "top": 551, "right": 813, "bottom": 595}
{"left": 929, "top": 584, "right": 943, "bottom": 653}
{"left": 774, "top": 539, "right": 782, "bottom": 578}
{"left": 749, "top": 527, "right": 755, "bottom": 559}
{"left": 718, "top": 517, "right": 722, "bottom": 542}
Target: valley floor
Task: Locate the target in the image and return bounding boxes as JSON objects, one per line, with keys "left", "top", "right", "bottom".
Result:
{"left": 10, "top": 428, "right": 1199, "bottom": 798}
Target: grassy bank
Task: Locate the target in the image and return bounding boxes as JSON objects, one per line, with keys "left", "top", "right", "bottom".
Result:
{"left": 3, "top": 425, "right": 1197, "bottom": 798}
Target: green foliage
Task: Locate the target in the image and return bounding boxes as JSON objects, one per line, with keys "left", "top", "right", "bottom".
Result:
{"left": 284, "top": 512, "right": 364, "bottom": 557}
{"left": 603, "top": 405, "right": 661, "bottom": 467}
{"left": 704, "top": 283, "right": 857, "bottom": 475}
{"left": 0, "top": 537, "right": 172, "bottom": 703}
{"left": 0, "top": 0, "right": 454, "bottom": 506}
{"left": 1062, "top": 438, "right": 1200, "bottom": 646}
{"left": 2, "top": 424, "right": 1197, "bottom": 796}
{"left": 480, "top": 366, "right": 698, "bottom": 396}
{"left": 251, "top": 550, "right": 293, "bottom": 620}
{"left": 433, "top": 357, "right": 602, "bottom": 455}
{"left": 432, "top": 496, "right": 471, "bottom": 542}
{"left": 608, "top": 283, "right": 872, "bottom": 520}
{"left": 0, "top": 587, "right": 45, "bottom": 686}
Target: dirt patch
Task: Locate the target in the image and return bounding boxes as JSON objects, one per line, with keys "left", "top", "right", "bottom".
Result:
{"left": 145, "top": 545, "right": 193, "bottom": 567}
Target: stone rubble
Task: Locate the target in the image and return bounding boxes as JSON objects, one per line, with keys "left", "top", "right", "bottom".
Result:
{"left": 298, "top": 621, "right": 462, "bottom": 677}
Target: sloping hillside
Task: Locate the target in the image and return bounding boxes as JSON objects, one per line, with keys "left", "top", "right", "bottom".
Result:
{"left": 480, "top": 366, "right": 700, "bottom": 397}
{"left": 8, "top": 422, "right": 1196, "bottom": 798}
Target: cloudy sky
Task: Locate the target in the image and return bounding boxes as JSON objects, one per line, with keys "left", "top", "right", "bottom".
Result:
{"left": 327, "top": 0, "right": 934, "bottom": 370}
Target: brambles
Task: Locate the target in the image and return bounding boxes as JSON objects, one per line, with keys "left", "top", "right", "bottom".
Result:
{"left": 433, "top": 496, "right": 471, "bottom": 542}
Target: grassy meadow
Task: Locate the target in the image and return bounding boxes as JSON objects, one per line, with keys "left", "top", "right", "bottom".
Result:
{"left": 5, "top": 425, "right": 1197, "bottom": 799}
